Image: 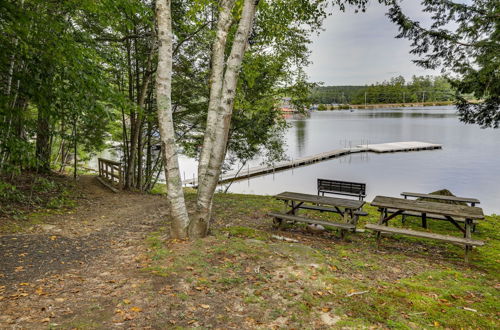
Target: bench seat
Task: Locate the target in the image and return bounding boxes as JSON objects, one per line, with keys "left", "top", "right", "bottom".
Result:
{"left": 299, "top": 204, "right": 339, "bottom": 213}
{"left": 385, "top": 208, "right": 478, "bottom": 224}
{"left": 365, "top": 224, "right": 484, "bottom": 246}
{"left": 269, "top": 212, "right": 355, "bottom": 231}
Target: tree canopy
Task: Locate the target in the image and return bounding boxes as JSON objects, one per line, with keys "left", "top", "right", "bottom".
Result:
{"left": 387, "top": 0, "right": 500, "bottom": 128}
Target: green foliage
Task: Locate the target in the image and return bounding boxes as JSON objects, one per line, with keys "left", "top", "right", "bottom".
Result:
{"left": 311, "top": 75, "right": 455, "bottom": 105}
{"left": 387, "top": 1, "right": 500, "bottom": 128}
{"left": 310, "top": 86, "right": 366, "bottom": 104}
{"left": 0, "top": 0, "right": 121, "bottom": 174}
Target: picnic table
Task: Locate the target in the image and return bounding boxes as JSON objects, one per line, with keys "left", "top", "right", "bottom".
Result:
{"left": 398, "top": 192, "right": 481, "bottom": 231}
{"left": 269, "top": 191, "right": 366, "bottom": 238}
{"left": 366, "top": 196, "right": 485, "bottom": 262}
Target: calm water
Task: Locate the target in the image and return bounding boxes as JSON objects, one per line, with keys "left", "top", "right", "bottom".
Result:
{"left": 224, "top": 106, "right": 500, "bottom": 214}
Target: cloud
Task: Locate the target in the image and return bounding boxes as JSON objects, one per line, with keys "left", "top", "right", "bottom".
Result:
{"left": 305, "top": 2, "right": 440, "bottom": 85}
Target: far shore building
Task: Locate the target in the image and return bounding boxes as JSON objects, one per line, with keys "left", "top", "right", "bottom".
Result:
{"left": 278, "top": 97, "right": 296, "bottom": 113}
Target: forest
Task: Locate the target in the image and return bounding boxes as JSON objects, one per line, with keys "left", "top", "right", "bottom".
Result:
{"left": 0, "top": 0, "right": 317, "bottom": 193}
{"left": 310, "top": 75, "right": 455, "bottom": 105}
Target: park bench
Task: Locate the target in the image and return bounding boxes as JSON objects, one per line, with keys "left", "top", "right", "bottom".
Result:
{"left": 367, "top": 196, "right": 485, "bottom": 262}
{"left": 317, "top": 179, "right": 366, "bottom": 201}
{"left": 270, "top": 191, "right": 367, "bottom": 238}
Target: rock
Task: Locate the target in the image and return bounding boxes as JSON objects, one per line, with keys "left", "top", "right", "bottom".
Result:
{"left": 306, "top": 224, "right": 325, "bottom": 234}
{"left": 40, "top": 224, "right": 56, "bottom": 231}
{"left": 320, "top": 312, "right": 340, "bottom": 326}
{"left": 245, "top": 239, "right": 264, "bottom": 244}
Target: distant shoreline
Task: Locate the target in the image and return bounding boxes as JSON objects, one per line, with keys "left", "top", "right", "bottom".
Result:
{"left": 314, "top": 101, "right": 454, "bottom": 111}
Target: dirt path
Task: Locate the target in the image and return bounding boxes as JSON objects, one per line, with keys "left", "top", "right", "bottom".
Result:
{"left": 0, "top": 176, "right": 169, "bottom": 328}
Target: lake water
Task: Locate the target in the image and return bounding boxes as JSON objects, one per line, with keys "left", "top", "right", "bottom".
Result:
{"left": 221, "top": 106, "right": 500, "bottom": 214}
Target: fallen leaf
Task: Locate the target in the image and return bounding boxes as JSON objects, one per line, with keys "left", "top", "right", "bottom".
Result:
{"left": 35, "top": 287, "right": 45, "bottom": 295}
{"left": 41, "top": 318, "right": 50, "bottom": 323}
{"left": 50, "top": 236, "right": 57, "bottom": 241}
{"left": 434, "top": 321, "right": 440, "bottom": 327}
{"left": 19, "top": 283, "right": 30, "bottom": 286}
{"left": 123, "top": 299, "right": 131, "bottom": 305}
{"left": 130, "top": 306, "right": 142, "bottom": 313}
{"left": 200, "top": 304, "right": 210, "bottom": 309}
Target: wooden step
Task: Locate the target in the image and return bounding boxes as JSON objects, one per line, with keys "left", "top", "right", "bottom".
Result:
{"left": 364, "top": 224, "right": 484, "bottom": 246}
{"left": 269, "top": 212, "right": 355, "bottom": 230}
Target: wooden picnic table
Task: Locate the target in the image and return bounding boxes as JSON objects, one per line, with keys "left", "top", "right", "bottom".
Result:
{"left": 401, "top": 192, "right": 480, "bottom": 206}
{"left": 398, "top": 192, "right": 481, "bottom": 231}
{"left": 269, "top": 192, "right": 366, "bottom": 238}
{"left": 366, "top": 196, "right": 485, "bottom": 262}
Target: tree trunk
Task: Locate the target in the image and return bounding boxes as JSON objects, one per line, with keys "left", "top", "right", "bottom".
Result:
{"left": 73, "top": 116, "right": 78, "bottom": 180}
{"left": 192, "top": 0, "right": 258, "bottom": 237}
{"left": 35, "top": 106, "right": 51, "bottom": 173}
{"left": 156, "top": 0, "right": 190, "bottom": 239}
{"left": 197, "top": 0, "right": 236, "bottom": 184}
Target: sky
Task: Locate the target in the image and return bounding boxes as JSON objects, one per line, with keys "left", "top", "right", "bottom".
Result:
{"left": 305, "top": 1, "right": 441, "bottom": 86}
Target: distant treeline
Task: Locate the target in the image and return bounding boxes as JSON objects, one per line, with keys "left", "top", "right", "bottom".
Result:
{"left": 310, "top": 76, "right": 455, "bottom": 105}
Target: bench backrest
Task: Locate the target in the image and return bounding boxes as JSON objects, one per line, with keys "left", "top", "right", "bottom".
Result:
{"left": 317, "top": 179, "right": 366, "bottom": 200}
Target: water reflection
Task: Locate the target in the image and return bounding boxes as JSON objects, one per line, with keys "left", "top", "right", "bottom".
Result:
{"left": 294, "top": 119, "right": 307, "bottom": 156}
{"left": 362, "top": 111, "right": 453, "bottom": 119}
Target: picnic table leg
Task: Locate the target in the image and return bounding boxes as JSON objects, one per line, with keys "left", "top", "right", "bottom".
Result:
{"left": 402, "top": 195, "right": 407, "bottom": 224}
{"left": 464, "top": 218, "right": 473, "bottom": 263}
{"left": 340, "top": 208, "right": 353, "bottom": 239}
{"left": 422, "top": 213, "right": 427, "bottom": 229}
{"left": 376, "top": 208, "right": 386, "bottom": 246}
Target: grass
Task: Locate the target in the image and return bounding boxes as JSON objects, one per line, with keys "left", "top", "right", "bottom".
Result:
{"left": 0, "top": 173, "right": 78, "bottom": 233}
{"left": 143, "top": 190, "right": 499, "bottom": 328}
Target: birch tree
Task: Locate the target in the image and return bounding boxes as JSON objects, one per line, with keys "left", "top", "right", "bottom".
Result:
{"left": 156, "top": 0, "right": 191, "bottom": 239}
{"left": 157, "top": 0, "right": 373, "bottom": 238}
{"left": 156, "top": 0, "right": 259, "bottom": 238}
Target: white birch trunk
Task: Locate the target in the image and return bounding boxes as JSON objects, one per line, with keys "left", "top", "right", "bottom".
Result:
{"left": 197, "top": 0, "right": 235, "bottom": 184}
{"left": 156, "top": 0, "right": 190, "bottom": 239}
{"left": 192, "top": 0, "right": 258, "bottom": 237}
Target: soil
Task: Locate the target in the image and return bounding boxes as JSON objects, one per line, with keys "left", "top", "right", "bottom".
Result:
{"left": 0, "top": 176, "right": 168, "bottom": 328}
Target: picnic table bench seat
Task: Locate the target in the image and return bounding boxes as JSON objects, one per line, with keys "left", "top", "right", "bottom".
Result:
{"left": 365, "top": 224, "right": 485, "bottom": 247}
{"left": 269, "top": 212, "right": 356, "bottom": 231}
{"left": 385, "top": 208, "right": 478, "bottom": 224}
{"left": 299, "top": 204, "right": 369, "bottom": 216}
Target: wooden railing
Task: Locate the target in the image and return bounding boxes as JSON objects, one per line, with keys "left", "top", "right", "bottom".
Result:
{"left": 97, "top": 158, "right": 123, "bottom": 191}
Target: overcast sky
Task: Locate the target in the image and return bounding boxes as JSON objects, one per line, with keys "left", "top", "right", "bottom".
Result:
{"left": 305, "top": 1, "right": 441, "bottom": 86}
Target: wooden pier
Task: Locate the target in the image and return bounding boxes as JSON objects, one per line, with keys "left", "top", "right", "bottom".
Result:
{"left": 183, "top": 141, "right": 442, "bottom": 187}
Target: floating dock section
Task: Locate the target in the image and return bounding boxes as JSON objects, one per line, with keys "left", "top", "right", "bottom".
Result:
{"left": 357, "top": 141, "right": 442, "bottom": 153}
{"left": 184, "top": 141, "right": 442, "bottom": 187}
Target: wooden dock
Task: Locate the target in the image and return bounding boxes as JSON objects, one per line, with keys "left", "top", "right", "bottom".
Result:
{"left": 183, "top": 141, "right": 442, "bottom": 187}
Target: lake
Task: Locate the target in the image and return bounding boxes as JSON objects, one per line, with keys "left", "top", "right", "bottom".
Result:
{"left": 220, "top": 106, "right": 500, "bottom": 214}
